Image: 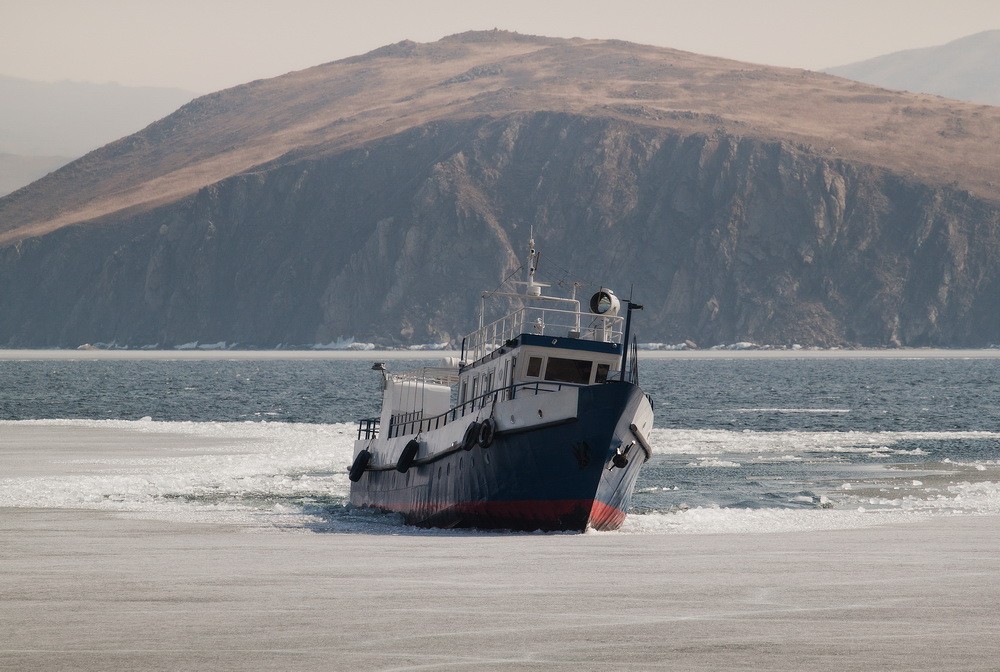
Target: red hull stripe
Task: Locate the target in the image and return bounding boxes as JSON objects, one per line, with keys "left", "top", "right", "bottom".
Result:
{"left": 588, "top": 499, "right": 628, "bottom": 531}
{"left": 369, "top": 498, "right": 627, "bottom": 531}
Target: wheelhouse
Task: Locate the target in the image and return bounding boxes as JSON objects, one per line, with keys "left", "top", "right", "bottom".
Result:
{"left": 451, "top": 234, "right": 640, "bottom": 416}
{"left": 360, "top": 233, "right": 641, "bottom": 441}
{"left": 456, "top": 334, "right": 623, "bottom": 410}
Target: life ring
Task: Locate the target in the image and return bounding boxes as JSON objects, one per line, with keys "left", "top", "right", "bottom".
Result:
{"left": 462, "top": 422, "right": 480, "bottom": 451}
{"left": 477, "top": 418, "right": 497, "bottom": 448}
{"left": 349, "top": 449, "right": 372, "bottom": 482}
{"left": 396, "top": 439, "right": 420, "bottom": 473}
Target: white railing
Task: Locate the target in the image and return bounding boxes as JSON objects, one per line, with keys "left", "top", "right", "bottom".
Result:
{"left": 463, "top": 305, "right": 624, "bottom": 363}
{"left": 392, "top": 367, "right": 461, "bottom": 386}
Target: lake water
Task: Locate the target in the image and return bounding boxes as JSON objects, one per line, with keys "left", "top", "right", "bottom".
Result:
{"left": 2, "top": 353, "right": 999, "bottom": 534}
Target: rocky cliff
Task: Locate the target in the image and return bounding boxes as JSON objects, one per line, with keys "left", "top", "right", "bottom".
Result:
{"left": 2, "top": 111, "right": 997, "bottom": 348}
{"left": 1, "top": 32, "right": 998, "bottom": 348}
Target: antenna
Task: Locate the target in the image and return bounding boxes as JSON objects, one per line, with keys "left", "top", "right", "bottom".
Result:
{"left": 526, "top": 226, "right": 541, "bottom": 297}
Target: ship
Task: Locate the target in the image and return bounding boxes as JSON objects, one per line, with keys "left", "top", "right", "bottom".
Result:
{"left": 349, "top": 235, "right": 654, "bottom": 532}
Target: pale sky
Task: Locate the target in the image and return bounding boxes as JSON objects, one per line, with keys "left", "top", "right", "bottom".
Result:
{"left": 2, "top": 0, "right": 998, "bottom": 93}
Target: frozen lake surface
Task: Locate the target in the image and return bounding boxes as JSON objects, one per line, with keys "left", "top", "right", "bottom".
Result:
{"left": 2, "top": 352, "right": 999, "bottom": 668}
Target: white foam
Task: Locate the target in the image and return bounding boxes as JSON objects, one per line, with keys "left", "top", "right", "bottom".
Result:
{"left": 845, "top": 480, "right": 1000, "bottom": 515}
{"left": 686, "top": 457, "right": 742, "bottom": 468}
{"left": 647, "top": 428, "right": 1000, "bottom": 456}
{"left": 943, "top": 457, "right": 998, "bottom": 470}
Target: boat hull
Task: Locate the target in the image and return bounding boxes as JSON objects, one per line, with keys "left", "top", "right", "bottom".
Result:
{"left": 349, "top": 381, "right": 652, "bottom": 532}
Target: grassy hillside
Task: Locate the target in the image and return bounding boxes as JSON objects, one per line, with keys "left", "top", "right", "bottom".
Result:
{"left": 3, "top": 31, "right": 1000, "bottom": 247}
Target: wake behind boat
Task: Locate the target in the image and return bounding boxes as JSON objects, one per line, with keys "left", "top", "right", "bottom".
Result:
{"left": 349, "top": 236, "right": 654, "bottom": 532}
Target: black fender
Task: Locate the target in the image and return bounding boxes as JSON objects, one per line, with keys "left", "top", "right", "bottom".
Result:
{"left": 462, "top": 422, "right": 480, "bottom": 451}
{"left": 477, "top": 418, "right": 497, "bottom": 448}
{"left": 348, "top": 449, "right": 372, "bottom": 482}
{"left": 396, "top": 439, "right": 420, "bottom": 473}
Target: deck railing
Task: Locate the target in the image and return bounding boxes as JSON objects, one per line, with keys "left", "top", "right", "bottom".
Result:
{"left": 464, "top": 305, "right": 624, "bottom": 363}
{"left": 376, "top": 379, "right": 585, "bottom": 439}
{"left": 357, "top": 416, "right": 380, "bottom": 440}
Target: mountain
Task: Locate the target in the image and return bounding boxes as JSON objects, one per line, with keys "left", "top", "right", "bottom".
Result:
{"left": 825, "top": 30, "right": 1000, "bottom": 106}
{"left": 0, "top": 75, "right": 195, "bottom": 195}
{"left": 0, "top": 31, "right": 998, "bottom": 348}
{"left": 0, "top": 153, "right": 72, "bottom": 197}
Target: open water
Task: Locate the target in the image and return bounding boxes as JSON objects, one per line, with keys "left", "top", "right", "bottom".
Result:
{"left": 2, "top": 354, "right": 999, "bottom": 533}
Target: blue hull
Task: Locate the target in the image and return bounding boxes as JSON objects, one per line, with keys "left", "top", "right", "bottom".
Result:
{"left": 349, "top": 381, "right": 651, "bottom": 532}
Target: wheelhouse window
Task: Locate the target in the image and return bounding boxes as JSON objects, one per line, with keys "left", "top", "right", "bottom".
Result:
{"left": 526, "top": 356, "right": 542, "bottom": 377}
{"left": 543, "top": 357, "right": 593, "bottom": 384}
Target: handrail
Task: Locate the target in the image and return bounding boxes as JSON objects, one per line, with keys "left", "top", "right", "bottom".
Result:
{"left": 382, "top": 379, "right": 587, "bottom": 439}
{"left": 357, "top": 416, "right": 380, "bottom": 441}
{"left": 464, "top": 305, "right": 625, "bottom": 362}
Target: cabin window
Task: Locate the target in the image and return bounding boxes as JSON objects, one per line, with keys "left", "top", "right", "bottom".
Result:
{"left": 595, "top": 363, "right": 610, "bottom": 383}
{"left": 526, "top": 356, "right": 542, "bottom": 377}
{"left": 460, "top": 380, "right": 468, "bottom": 404}
{"left": 471, "top": 377, "right": 479, "bottom": 403}
{"left": 544, "top": 357, "right": 593, "bottom": 385}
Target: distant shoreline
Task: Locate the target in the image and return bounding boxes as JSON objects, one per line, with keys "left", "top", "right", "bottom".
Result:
{"left": 1, "top": 348, "right": 998, "bottom": 361}
{"left": 0, "top": 349, "right": 461, "bottom": 361}
{"left": 639, "top": 348, "right": 1000, "bottom": 360}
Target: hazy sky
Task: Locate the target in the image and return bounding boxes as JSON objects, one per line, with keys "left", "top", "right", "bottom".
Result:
{"left": 3, "top": 0, "right": 998, "bottom": 93}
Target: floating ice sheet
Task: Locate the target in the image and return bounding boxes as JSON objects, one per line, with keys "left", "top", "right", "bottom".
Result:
{"left": 2, "top": 419, "right": 998, "bottom": 534}
{"left": 648, "top": 427, "right": 1000, "bottom": 456}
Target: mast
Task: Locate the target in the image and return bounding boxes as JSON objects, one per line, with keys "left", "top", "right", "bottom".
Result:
{"left": 619, "top": 299, "right": 643, "bottom": 382}
{"left": 526, "top": 227, "right": 541, "bottom": 297}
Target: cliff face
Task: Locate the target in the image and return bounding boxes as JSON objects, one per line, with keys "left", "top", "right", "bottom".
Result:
{"left": 1, "top": 112, "right": 997, "bottom": 348}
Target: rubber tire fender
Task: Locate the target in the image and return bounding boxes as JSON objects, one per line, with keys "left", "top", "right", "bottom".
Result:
{"left": 396, "top": 439, "right": 420, "bottom": 473}
{"left": 348, "top": 449, "right": 372, "bottom": 482}
{"left": 462, "top": 422, "right": 480, "bottom": 451}
{"left": 477, "top": 418, "right": 497, "bottom": 448}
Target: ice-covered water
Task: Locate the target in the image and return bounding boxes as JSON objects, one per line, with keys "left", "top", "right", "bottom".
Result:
{"left": 1, "top": 355, "right": 998, "bottom": 534}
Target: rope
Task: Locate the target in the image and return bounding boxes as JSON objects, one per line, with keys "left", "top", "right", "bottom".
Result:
{"left": 482, "top": 263, "right": 524, "bottom": 299}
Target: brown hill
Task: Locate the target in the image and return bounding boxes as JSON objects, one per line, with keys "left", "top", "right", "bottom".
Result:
{"left": 0, "top": 31, "right": 998, "bottom": 348}
{"left": 2, "top": 30, "right": 999, "bottom": 247}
